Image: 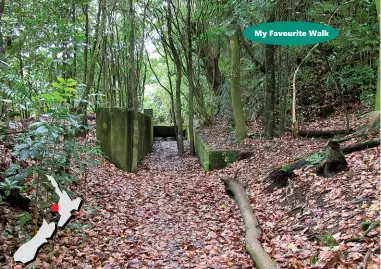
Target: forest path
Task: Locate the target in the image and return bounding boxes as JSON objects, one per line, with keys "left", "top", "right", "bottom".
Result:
{"left": 69, "top": 140, "right": 253, "bottom": 269}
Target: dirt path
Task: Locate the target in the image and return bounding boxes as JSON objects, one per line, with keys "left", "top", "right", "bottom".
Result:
{"left": 53, "top": 140, "right": 253, "bottom": 269}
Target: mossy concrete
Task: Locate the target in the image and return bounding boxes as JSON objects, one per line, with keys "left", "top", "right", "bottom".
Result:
{"left": 96, "top": 108, "right": 153, "bottom": 172}
{"left": 194, "top": 131, "right": 240, "bottom": 172}
{"left": 95, "top": 107, "right": 112, "bottom": 160}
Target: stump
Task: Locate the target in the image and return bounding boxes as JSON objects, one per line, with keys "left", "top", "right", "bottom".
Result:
{"left": 316, "top": 140, "right": 347, "bottom": 177}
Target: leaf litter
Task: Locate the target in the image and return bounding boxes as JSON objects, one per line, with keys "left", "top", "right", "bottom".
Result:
{"left": 1, "top": 112, "right": 380, "bottom": 269}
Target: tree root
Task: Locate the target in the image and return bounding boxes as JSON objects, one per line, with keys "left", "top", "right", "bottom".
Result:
{"left": 221, "top": 178, "right": 278, "bottom": 269}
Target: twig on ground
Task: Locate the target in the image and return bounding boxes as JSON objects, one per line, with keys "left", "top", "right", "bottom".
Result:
{"left": 362, "top": 249, "right": 373, "bottom": 269}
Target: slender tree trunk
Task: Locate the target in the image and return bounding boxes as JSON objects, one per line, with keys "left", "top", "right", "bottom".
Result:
{"left": 114, "top": 21, "right": 123, "bottom": 107}
{"left": 95, "top": 62, "right": 102, "bottom": 109}
{"left": 264, "top": 44, "right": 276, "bottom": 137}
{"left": 136, "top": 0, "right": 149, "bottom": 108}
{"left": 72, "top": 5, "right": 77, "bottom": 78}
{"left": 279, "top": 48, "right": 289, "bottom": 133}
{"left": 376, "top": 0, "right": 380, "bottom": 111}
{"left": 163, "top": 47, "right": 177, "bottom": 127}
{"left": 78, "top": 0, "right": 105, "bottom": 121}
{"left": 129, "top": 0, "right": 139, "bottom": 172}
{"left": 0, "top": 0, "right": 5, "bottom": 53}
{"left": 166, "top": 0, "right": 184, "bottom": 155}
{"left": 187, "top": 0, "right": 195, "bottom": 155}
{"left": 230, "top": 32, "right": 246, "bottom": 140}
{"left": 82, "top": 4, "right": 89, "bottom": 83}
{"left": 102, "top": 38, "right": 109, "bottom": 106}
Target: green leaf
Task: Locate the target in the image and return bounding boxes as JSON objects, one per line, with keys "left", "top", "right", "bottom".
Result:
{"left": 52, "top": 82, "right": 63, "bottom": 89}
{"left": 66, "top": 79, "right": 76, "bottom": 86}
{"left": 64, "top": 87, "right": 75, "bottom": 92}
{"left": 36, "top": 125, "right": 49, "bottom": 134}
{"left": 19, "top": 149, "right": 29, "bottom": 160}
{"left": 57, "top": 77, "right": 65, "bottom": 83}
{"left": 321, "top": 231, "right": 338, "bottom": 248}
{"left": 310, "top": 256, "right": 317, "bottom": 265}
{"left": 1, "top": 99, "right": 12, "bottom": 103}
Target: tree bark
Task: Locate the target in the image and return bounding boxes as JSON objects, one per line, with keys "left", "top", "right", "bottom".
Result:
{"left": 264, "top": 44, "right": 276, "bottom": 137}
{"left": 291, "top": 128, "right": 356, "bottom": 138}
{"left": 0, "top": 0, "right": 5, "bottom": 53}
{"left": 187, "top": 0, "right": 195, "bottom": 155}
{"left": 129, "top": 0, "right": 139, "bottom": 172}
{"left": 230, "top": 32, "right": 246, "bottom": 140}
{"left": 341, "top": 138, "right": 380, "bottom": 154}
{"left": 166, "top": 0, "right": 184, "bottom": 155}
{"left": 82, "top": 4, "right": 89, "bottom": 83}
{"left": 78, "top": 0, "right": 105, "bottom": 122}
{"left": 221, "top": 179, "right": 278, "bottom": 269}
{"left": 268, "top": 138, "right": 380, "bottom": 185}
{"left": 376, "top": 0, "right": 380, "bottom": 111}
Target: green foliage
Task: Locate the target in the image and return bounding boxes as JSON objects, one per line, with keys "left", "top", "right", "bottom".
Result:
{"left": 360, "top": 91, "right": 376, "bottom": 109}
{"left": 310, "top": 255, "right": 317, "bottom": 265}
{"left": 1, "top": 76, "right": 101, "bottom": 216}
{"left": 280, "top": 163, "right": 292, "bottom": 172}
{"left": 0, "top": 178, "right": 22, "bottom": 196}
{"left": 338, "top": 66, "right": 375, "bottom": 91}
{"left": 321, "top": 231, "right": 339, "bottom": 248}
{"left": 305, "top": 152, "right": 326, "bottom": 165}
{"left": 17, "top": 213, "right": 33, "bottom": 227}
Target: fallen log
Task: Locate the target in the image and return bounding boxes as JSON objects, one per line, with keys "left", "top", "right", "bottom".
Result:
{"left": 287, "top": 129, "right": 356, "bottom": 138}
{"left": 221, "top": 178, "right": 278, "bottom": 269}
{"left": 268, "top": 138, "right": 380, "bottom": 187}
{"left": 342, "top": 138, "right": 380, "bottom": 154}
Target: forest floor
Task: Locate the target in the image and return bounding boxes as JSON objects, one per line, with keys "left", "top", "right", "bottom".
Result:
{"left": 1, "top": 109, "right": 380, "bottom": 269}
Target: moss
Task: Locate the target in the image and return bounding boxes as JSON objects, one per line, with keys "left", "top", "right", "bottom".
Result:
{"left": 194, "top": 131, "right": 210, "bottom": 171}
{"left": 209, "top": 150, "right": 239, "bottom": 170}
{"left": 305, "top": 151, "right": 326, "bottom": 165}
{"left": 96, "top": 107, "right": 112, "bottom": 160}
{"left": 194, "top": 131, "right": 239, "bottom": 172}
{"left": 111, "top": 108, "right": 129, "bottom": 171}
{"left": 96, "top": 108, "right": 153, "bottom": 172}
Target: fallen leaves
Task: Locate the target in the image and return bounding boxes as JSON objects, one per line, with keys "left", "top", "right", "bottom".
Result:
{"left": 1, "top": 112, "right": 379, "bottom": 269}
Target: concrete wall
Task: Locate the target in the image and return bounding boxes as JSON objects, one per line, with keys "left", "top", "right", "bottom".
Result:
{"left": 194, "top": 130, "right": 239, "bottom": 172}
{"left": 96, "top": 108, "right": 153, "bottom": 172}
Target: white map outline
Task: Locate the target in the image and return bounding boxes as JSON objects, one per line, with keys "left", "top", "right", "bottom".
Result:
{"left": 13, "top": 175, "right": 82, "bottom": 264}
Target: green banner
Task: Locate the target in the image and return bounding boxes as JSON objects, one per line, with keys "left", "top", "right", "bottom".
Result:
{"left": 243, "top": 21, "right": 338, "bottom": 46}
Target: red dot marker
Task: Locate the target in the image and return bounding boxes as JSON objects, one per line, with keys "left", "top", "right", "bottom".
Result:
{"left": 51, "top": 203, "right": 59, "bottom": 213}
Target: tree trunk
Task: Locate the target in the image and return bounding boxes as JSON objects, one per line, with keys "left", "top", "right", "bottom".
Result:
{"left": 279, "top": 47, "right": 289, "bottom": 133}
{"left": 129, "top": 0, "right": 139, "bottom": 172}
{"left": 221, "top": 179, "right": 278, "bottom": 269}
{"left": 230, "top": 32, "right": 246, "bottom": 141}
{"left": 291, "top": 128, "right": 356, "bottom": 138}
{"left": 376, "top": 0, "right": 380, "bottom": 111}
{"left": 166, "top": 0, "right": 184, "bottom": 155}
{"left": 82, "top": 4, "right": 89, "bottom": 83}
{"left": 187, "top": 0, "right": 195, "bottom": 155}
{"left": 78, "top": 0, "right": 105, "bottom": 122}
{"left": 264, "top": 44, "right": 276, "bottom": 137}
{"left": 0, "top": 0, "right": 5, "bottom": 53}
